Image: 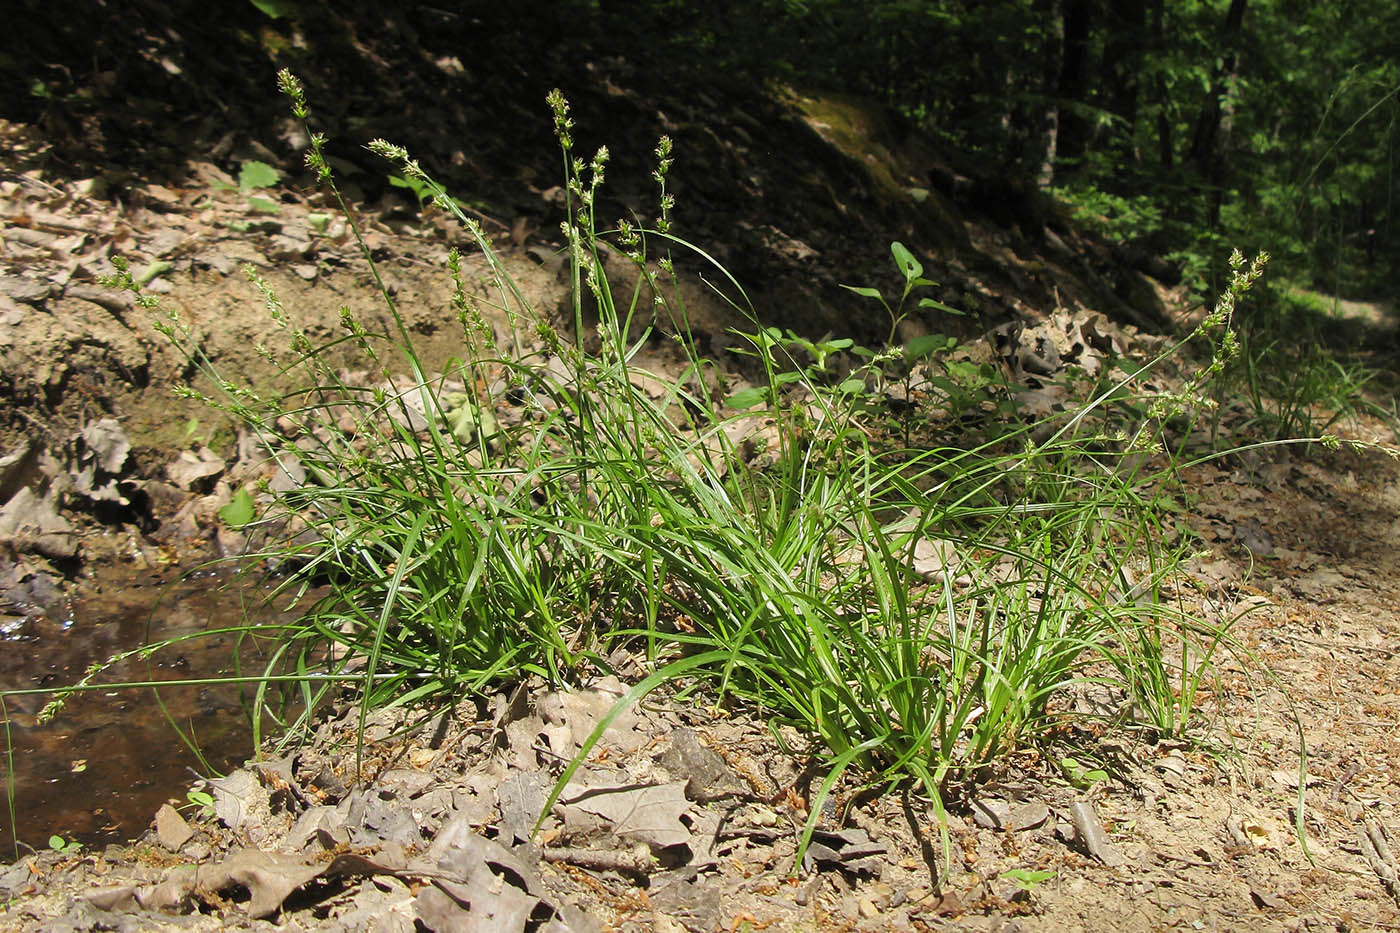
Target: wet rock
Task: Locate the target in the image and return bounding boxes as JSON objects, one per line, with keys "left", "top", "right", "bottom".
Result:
{"left": 0, "top": 558, "right": 66, "bottom": 616}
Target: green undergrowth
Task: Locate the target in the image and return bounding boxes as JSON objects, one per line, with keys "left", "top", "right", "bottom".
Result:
{"left": 18, "top": 73, "right": 1326, "bottom": 867}
{"left": 1213, "top": 285, "right": 1397, "bottom": 442}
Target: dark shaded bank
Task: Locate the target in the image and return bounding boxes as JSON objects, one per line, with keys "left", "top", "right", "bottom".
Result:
{"left": 1, "top": 0, "right": 1174, "bottom": 349}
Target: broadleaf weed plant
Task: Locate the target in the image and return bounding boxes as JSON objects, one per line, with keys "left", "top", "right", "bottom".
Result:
{"left": 43, "top": 71, "right": 1298, "bottom": 872}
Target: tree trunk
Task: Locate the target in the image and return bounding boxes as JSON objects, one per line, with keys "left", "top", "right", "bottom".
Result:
{"left": 1100, "top": 0, "right": 1146, "bottom": 162}
{"left": 1054, "top": 0, "right": 1098, "bottom": 169}
{"left": 1190, "top": 0, "right": 1248, "bottom": 226}
{"left": 1150, "top": 0, "right": 1173, "bottom": 170}
{"left": 1036, "top": 0, "right": 1065, "bottom": 188}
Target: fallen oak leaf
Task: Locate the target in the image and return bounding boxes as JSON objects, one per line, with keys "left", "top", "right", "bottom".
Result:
{"left": 558, "top": 781, "right": 692, "bottom": 850}
{"left": 194, "top": 849, "right": 325, "bottom": 919}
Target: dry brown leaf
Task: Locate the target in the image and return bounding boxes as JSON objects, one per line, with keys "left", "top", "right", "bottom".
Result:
{"left": 559, "top": 781, "right": 692, "bottom": 849}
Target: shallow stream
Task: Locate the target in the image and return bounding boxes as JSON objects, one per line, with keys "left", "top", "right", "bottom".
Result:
{"left": 0, "top": 566, "right": 298, "bottom": 851}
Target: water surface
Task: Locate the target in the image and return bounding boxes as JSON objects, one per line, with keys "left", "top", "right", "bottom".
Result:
{"left": 0, "top": 567, "right": 300, "bottom": 851}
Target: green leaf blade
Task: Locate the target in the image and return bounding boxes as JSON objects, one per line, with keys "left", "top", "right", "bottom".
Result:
{"left": 890, "top": 241, "right": 923, "bottom": 283}
{"left": 218, "top": 487, "right": 256, "bottom": 529}
{"left": 238, "top": 160, "right": 280, "bottom": 192}
{"left": 727, "top": 387, "right": 771, "bottom": 410}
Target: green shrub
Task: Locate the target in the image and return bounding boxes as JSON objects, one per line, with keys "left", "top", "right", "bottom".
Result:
{"left": 1051, "top": 185, "right": 1164, "bottom": 243}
